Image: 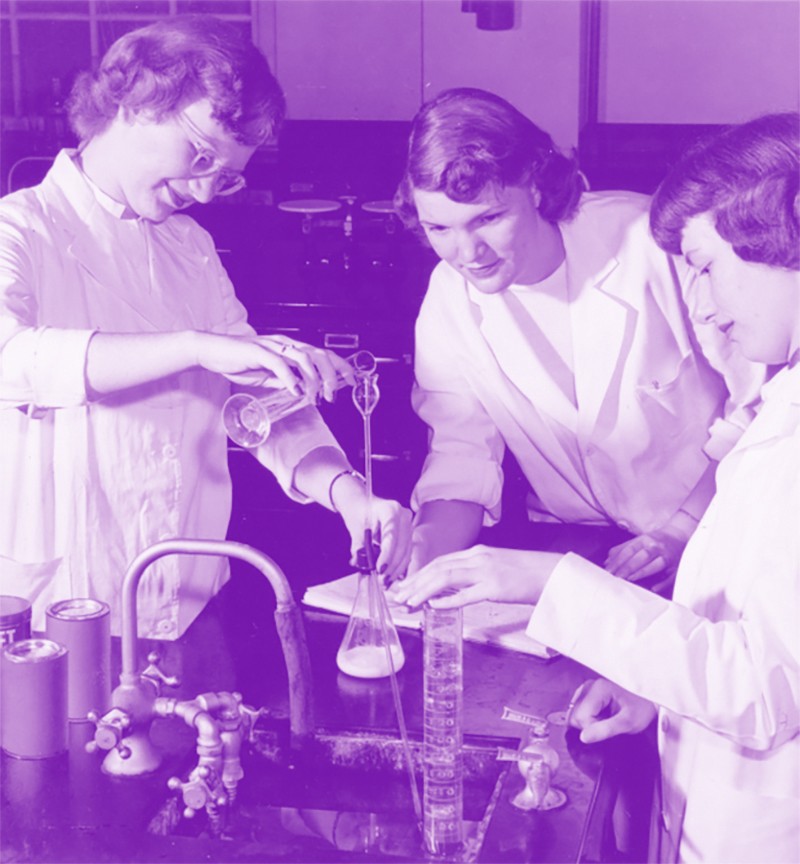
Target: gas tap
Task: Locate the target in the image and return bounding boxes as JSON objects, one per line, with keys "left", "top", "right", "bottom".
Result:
{"left": 86, "top": 650, "right": 179, "bottom": 774}
{"left": 161, "top": 690, "right": 261, "bottom": 820}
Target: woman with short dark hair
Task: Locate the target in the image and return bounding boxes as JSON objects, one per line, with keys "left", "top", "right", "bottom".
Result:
{"left": 395, "top": 87, "right": 760, "bottom": 586}
{"left": 392, "top": 112, "right": 800, "bottom": 862}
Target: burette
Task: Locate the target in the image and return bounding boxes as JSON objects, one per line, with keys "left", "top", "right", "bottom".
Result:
{"left": 352, "top": 369, "right": 423, "bottom": 829}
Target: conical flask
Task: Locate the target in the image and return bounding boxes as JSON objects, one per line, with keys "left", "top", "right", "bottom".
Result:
{"left": 336, "top": 571, "right": 405, "bottom": 679}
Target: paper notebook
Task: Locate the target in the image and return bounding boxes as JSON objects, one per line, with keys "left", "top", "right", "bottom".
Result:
{"left": 302, "top": 573, "right": 556, "bottom": 660}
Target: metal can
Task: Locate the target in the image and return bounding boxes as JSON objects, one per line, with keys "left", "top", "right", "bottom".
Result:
{"left": 45, "top": 599, "right": 111, "bottom": 722}
{"left": 1, "top": 638, "right": 68, "bottom": 758}
{"left": 0, "top": 595, "right": 32, "bottom": 647}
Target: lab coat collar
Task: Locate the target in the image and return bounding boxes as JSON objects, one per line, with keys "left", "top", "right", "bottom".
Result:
{"left": 41, "top": 149, "right": 197, "bottom": 241}
{"left": 463, "top": 212, "right": 629, "bottom": 439}
{"left": 39, "top": 150, "right": 203, "bottom": 329}
{"left": 727, "top": 363, "right": 800, "bottom": 458}
{"left": 762, "top": 361, "right": 800, "bottom": 400}
{"left": 465, "top": 269, "right": 578, "bottom": 431}
{"left": 560, "top": 213, "right": 628, "bottom": 439}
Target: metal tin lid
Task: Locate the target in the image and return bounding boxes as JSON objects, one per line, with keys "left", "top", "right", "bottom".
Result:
{"left": 46, "top": 598, "right": 109, "bottom": 621}
{"left": 0, "top": 595, "right": 32, "bottom": 626}
{"left": 3, "top": 638, "right": 66, "bottom": 662}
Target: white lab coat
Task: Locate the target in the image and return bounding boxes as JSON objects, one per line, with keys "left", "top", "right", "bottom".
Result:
{"left": 412, "top": 191, "right": 757, "bottom": 536}
{"left": 0, "top": 151, "right": 340, "bottom": 638}
{"left": 528, "top": 363, "right": 800, "bottom": 862}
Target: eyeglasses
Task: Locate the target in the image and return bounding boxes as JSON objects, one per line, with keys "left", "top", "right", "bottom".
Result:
{"left": 175, "top": 111, "right": 247, "bottom": 197}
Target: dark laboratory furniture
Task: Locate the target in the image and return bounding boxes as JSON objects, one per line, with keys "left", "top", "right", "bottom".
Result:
{"left": 0, "top": 550, "right": 657, "bottom": 863}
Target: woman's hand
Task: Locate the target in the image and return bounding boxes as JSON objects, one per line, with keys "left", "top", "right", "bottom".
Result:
{"left": 388, "top": 545, "right": 562, "bottom": 610}
{"left": 194, "top": 332, "right": 354, "bottom": 402}
{"left": 330, "top": 474, "right": 413, "bottom": 581}
{"left": 604, "top": 529, "right": 686, "bottom": 583}
{"left": 567, "top": 679, "right": 657, "bottom": 744}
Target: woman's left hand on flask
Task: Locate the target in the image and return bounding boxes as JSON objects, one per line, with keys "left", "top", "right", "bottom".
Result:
{"left": 335, "top": 490, "right": 413, "bottom": 582}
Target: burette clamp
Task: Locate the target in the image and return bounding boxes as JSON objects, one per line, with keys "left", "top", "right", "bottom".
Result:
{"left": 356, "top": 527, "right": 382, "bottom": 574}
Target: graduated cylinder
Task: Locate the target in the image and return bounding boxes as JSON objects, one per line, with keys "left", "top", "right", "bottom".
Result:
{"left": 422, "top": 604, "right": 464, "bottom": 857}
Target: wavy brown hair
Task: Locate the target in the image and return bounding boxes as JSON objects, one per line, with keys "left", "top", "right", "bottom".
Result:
{"left": 67, "top": 14, "right": 285, "bottom": 146}
{"left": 394, "top": 88, "right": 584, "bottom": 234}
{"left": 651, "top": 113, "right": 800, "bottom": 270}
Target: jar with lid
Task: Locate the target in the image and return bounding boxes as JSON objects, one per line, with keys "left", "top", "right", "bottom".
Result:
{"left": 0, "top": 596, "right": 32, "bottom": 647}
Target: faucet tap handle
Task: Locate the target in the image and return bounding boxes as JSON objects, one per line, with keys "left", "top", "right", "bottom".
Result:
{"left": 142, "top": 651, "right": 181, "bottom": 691}
{"left": 168, "top": 765, "right": 227, "bottom": 819}
{"left": 85, "top": 708, "right": 132, "bottom": 757}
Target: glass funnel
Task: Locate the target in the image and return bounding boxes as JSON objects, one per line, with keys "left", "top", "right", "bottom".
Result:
{"left": 223, "top": 350, "right": 377, "bottom": 448}
{"left": 336, "top": 571, "right": 405, "bottom": 679}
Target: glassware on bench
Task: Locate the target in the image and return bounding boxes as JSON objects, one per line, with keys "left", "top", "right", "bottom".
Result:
{"left": 222, "top": 349, "right": 377, "bottom": 448}
{"left": 422, "top": 604, "right": 464, "bottom": 857}
{"left": 336, "top": 569, "right": 405, "bottom": 680}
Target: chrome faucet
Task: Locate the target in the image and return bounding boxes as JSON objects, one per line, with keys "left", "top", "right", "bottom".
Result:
{"left": 87, "top": 539, "right": 315, "bottom": 799}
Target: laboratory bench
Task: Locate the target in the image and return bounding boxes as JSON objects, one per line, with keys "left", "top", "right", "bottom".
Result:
{"left": 0, "top": 522, "right": 657, "bottom": 864}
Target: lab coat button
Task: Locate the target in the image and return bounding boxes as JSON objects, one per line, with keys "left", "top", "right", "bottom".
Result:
{"left": 158, "top": 619, "right": 175, "bottom": 634}
{"left": 162, "top": 444, "right": 177, "bottom": 459}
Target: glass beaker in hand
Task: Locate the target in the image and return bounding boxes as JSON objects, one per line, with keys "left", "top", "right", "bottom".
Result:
{"left": 222, "top": 349, "right": 377, "bottom": 448}
{"left": 336, "top": 572, "right": 405, "bottom": 679}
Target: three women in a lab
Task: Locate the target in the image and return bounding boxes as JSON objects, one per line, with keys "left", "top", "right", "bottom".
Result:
{"left": 0, "top": 16, "right": 412, "bottom": 638}
{"left": 393, "top": 112, "right": 800, "bottom": 863}
{"left": 395, "top": 88, "right": 761, "bottom": 584}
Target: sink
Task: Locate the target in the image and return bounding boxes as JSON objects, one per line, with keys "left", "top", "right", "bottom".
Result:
{"left": 147, "top": 726, "right": 516, "bottom": 862}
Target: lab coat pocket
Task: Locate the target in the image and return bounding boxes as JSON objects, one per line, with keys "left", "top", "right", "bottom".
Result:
{"left": 634, "top": 352, "right": 719, "bottom": 474}
{"left": 636, "top": 348, "right": 692, "bottom": 404}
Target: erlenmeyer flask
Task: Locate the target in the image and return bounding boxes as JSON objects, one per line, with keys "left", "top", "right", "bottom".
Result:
{"left": 336, "top": 572, "right": 405, "bottom": 679}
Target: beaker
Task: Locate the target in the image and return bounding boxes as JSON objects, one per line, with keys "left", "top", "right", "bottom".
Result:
{"left": 336, "top": 572, "right": 405, "bottom": 679}
{"left": 223, "top": 349, "right": 377, "bottom": 448}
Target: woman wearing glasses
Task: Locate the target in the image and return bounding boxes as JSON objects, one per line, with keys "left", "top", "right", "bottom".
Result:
{"left": 0, "top": 15, "right": 411, "bottom": 638}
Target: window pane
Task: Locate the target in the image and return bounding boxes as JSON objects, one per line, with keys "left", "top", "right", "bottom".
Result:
{"left": 96, "top": 1, "right": 170, "bottom": 14}
{"left": 16, "top": 1, "right": 90, "bottom": 12}
{"left": 96, "top": 18, "right": 157, "bottom": 54}
{"left": 1, "top": 19, "right": 12, "bottom": 116}
{"left": 176, "top": 1, "right": 251, "bottom": 14}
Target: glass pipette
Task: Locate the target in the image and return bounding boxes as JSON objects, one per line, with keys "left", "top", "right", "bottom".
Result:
{"left": 352, "top": 371, "right": 423, "bottom": 830}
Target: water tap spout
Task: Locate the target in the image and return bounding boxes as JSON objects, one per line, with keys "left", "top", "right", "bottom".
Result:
{"left": 117, "top": 539, "right": 314, "bottom": 749}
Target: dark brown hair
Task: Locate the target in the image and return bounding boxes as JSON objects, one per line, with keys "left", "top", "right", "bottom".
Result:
{"left": 394, "top": 88, "right": 584, "bottom": 233}
{"left": 651, "top": 113, "right": 800, "bottom": 270}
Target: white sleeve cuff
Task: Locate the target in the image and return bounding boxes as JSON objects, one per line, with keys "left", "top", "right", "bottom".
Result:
{"left": 411, "top": 454, "right": 503, "bottom": 524}
{"left": 704, "top": 415, "right": 753, "bottom": 462}
{"left": 255, "top": 405, "right": 344, "bottom": 502}
{"left": 3, "top": 327, "right": 94, "bottom": 408}
{"left": 526, "top": 552, "right": 611, "bottom": 656}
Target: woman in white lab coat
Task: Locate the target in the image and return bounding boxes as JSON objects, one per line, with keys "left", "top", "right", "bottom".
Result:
{"left": 0, "top": 16, "right": 411, "bottom": 638}
{"left": 395, "top": 88, "right": 760, "bottom": 583}
{"left": 392, "top": 112, "right": 800, "bottom": 863}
